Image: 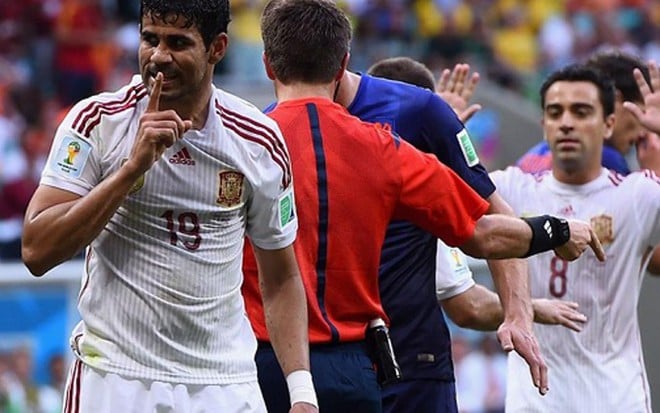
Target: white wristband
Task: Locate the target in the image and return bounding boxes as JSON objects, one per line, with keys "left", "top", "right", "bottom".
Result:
{"left": 286, "top": 370, "right": 318, "bottom": 409}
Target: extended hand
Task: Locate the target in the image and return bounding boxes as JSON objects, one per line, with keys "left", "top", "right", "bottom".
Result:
{"left": 497, "top": 319, "right": 548, "bottom": 395}
{"left": 622, "top": 61, "right": 660, "bottom": 135}
{"left": 435, "top": 63, "right": 482, "bottom": 123}
{"left": 533, "top": 299, "right": 587, "bottom": 332}
{"left": 554, "top": 219, "right": 605, "bottom": 262}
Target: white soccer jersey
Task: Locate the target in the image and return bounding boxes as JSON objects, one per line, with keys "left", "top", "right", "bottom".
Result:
{"left": 40, "top": 76, "right": 297, "bottom": 385}
{"left": 490, "top": 167, "right": 660, "bottom": 413}
{"left": 435, "top": 240, "right": 475, "bottom": 301}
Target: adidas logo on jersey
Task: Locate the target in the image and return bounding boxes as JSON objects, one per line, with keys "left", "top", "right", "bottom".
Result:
{"left": 169, "top": 147, "right": 196, "bottom": 165}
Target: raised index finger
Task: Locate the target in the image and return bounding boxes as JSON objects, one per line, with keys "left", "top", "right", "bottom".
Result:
{"left": 147, "top": 72, "right": 163, "bottom": 112}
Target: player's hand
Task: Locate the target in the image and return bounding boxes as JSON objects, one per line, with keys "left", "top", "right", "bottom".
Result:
{"left": 636, "top": 132, "right": 660, "bottom": 175}
{"left": 125, "top": 72, "right": 193, "bottom": 176}
{"left": 623, "top": 61, "right": 660, "bottom": 135}
{"left": 554, "top": 219, "right": 605, "bottom": 262}
{"left": 533, "top": 299, "right": 587, "bottom": 332}
{"left": 290, "top": 402, "right": 318, "bottom": 413}
{"left": 435, "top": 63, "right": 482, "bottom": 123}
{"left": 497, "top": 318, "right": 548, "bottom": 395}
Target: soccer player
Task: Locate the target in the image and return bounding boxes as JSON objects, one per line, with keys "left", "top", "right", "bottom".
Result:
{"left": 517, "top": 51, "right": 660, "bottom": 276}
{"left": 21, "top": 1, "right": 316, "bottom": 412}
{"left": 367, "top": 55, "right": 586, "bottom": 412}
{"left": 516, "top": 51, "right": 649, "bottom": 176}
{"left": 243, "top": 1, "right": 604, "bottom": 412}
{"left": 491, "top": 63, "right": 660, "bottom": 412}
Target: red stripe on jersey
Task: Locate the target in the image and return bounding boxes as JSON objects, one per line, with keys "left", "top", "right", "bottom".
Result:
{"left": 81, "top": 89, "right": 148, "bottom": 137}
{"left": 216, "top": 102, "right": 292, "bottom": 184}
{"left": 608, "top": 170, "right": 623, "bottom": 186}
{"left": 643, "top": 169, "right": 660, "bottom": 184}
{"left": 217, "top": 109, "right": 292, "bottom": 188}
{"left": 73, "top": 84, "right": 146, "bottom": 135}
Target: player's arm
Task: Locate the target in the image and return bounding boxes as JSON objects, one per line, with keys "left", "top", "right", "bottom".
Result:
{"left": 252, "top": 244, "right": 318, "bottom": 412}
{"left": 22, "top": 169, "right": 142, "bottom": 275}
{"left": 476, "top": 192, "right": 548, "bottom": 392}
{"left": 460, "top": 211, "right": 604, "bottom": 261}
{"left": 442, "top": 284, "right": 586, "bottom": 332}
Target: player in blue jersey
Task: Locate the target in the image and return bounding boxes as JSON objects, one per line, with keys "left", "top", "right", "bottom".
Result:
{"left": 517, "top": 51, "right": 650, "bottom": 176}
{"left": 317, "top": 60, "right": 543, "bottom": 411}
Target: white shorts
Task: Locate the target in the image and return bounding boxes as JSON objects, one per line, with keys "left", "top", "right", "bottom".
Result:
{"left": 62, "top": 359, "right": 267, "bottom": 413}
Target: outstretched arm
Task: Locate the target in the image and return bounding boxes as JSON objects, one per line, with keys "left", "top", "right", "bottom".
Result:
{"left": 442, "top": 284, "right": 587, "bottom": 332}
{"left": 459, "top": 212, "right": 605, "bottom": 262}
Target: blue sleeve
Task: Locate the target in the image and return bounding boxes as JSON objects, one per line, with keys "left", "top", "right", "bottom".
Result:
{"left": 418, "top": 93, "right": 496, "bottom": 199}
{"left": 601, "top": 146, "right": 631, "bottom": 175}
{"left": 263, "top": 101, "right": 277, "bottom": 114}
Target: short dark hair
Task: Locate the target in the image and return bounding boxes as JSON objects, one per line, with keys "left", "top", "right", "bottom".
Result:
{"left": 540, "top": 63, "right": 616, "bottom": 118}
{"left": 585, "top": 50, "right": 650, "bottom": 103}
{"left": 367, "top": 57, "right": 435, "bottom": 90}
{"left": 261, "top": 0, "right": 352, "bottom": 84}
{"left": 140, "top": 0, "right": 231, "bottom": 49}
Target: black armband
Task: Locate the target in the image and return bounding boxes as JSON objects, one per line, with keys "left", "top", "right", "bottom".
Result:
{"left": 521, "top": 215, "right": 570, "bottom": 258}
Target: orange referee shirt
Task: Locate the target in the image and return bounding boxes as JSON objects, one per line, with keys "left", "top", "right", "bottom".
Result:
{"left": 242, "top": 98, "right": 488, "bottom": 344}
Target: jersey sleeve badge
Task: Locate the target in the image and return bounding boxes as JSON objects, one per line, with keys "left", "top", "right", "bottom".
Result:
{"left": 51, "top": 136, "right": 91, "bottom": 178}
{"left": 456, "top": 128, "right": 479, "bottom": 167}
{"left": 278, "top": 187, "right": 296, "bottom": 229}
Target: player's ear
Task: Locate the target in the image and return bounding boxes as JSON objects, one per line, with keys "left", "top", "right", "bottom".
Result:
{"left": 262, "top": 52, "right": 276, "bottom": 80}
{"left": 208, "top": 33, "right": 228, "bottom": 65}
{"left": 604, "top": 113, "right": 615, "bottom": 140}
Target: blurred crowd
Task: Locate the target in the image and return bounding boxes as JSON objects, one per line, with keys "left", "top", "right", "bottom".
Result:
{"left": 0, "top": 347, "right": 64, "bottom": 413}
{"left": 1, "top": 0, "right": 659, "bottom": 261}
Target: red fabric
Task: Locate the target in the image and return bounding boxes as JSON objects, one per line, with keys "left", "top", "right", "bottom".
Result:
{"left": 242, "top": 98, "right": 488, "bottom": 344}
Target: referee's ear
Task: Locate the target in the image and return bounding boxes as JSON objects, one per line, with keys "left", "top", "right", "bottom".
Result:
{"left": 263, "top": 52, "right": 276, "bottom": 81}
{"left": 334, "top": 52, "right": 350, "bottom": 82}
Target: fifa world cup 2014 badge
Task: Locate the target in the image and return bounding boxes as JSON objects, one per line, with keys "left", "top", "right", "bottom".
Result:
{"left": 217, "top": 171, "right": 244, "bottom": 207}
{"left": 53, "top": 136, "right": 91, "bottom": 178}
{"left": 590, "top": 214, "right": 614, "bottom": 246}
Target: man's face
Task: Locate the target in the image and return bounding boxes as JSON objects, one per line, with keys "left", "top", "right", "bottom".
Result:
{"left": 138, "top": 13, "right": 220, "bottom": 106}
{"left": 543, "top": 80, "right": 614, "bottom": 175}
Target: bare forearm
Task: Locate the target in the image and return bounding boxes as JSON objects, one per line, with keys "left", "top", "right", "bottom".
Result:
{"left": 443, "top": 284, "right": 504, "bottom": 331}
{"left": 22, "top": 166, "right": 141, "bottom": 275}
{"left": 461, "top": 215, "right": 533, "bottom": 258}
{"left": 262, "top": 271, "right": 310, "bottom": 375}
{"left": 489, "top": 258, "right": 533, "bottom": 325}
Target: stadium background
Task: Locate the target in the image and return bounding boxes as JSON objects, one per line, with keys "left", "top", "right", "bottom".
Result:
{"left": 1, "top": 0, "right": 659, "bottom": 411}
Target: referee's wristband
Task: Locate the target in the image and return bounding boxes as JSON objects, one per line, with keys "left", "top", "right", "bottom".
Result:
{"left": 286, "top": 370, "right": 318, "bottom": 409}
{"left": 521, "top": 215, "right": 570, "bottom": 258}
